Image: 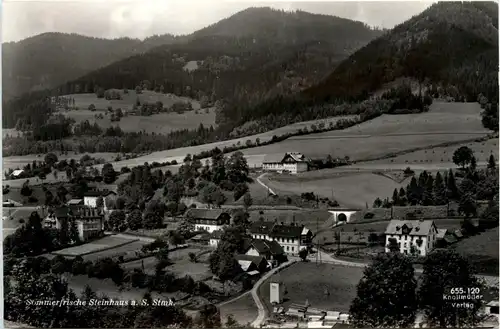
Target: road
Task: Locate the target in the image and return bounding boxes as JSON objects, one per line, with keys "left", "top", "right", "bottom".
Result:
{"left": 256, "top": 173, "right": 276, "bottom": 196}
{"left": 250, "top": 260, "right": 297, "bottom": 328}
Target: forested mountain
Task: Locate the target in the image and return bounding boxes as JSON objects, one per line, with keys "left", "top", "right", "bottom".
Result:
{"left": 1, "top": 7, "right": 382, "bottom": 129}
{"left": 2, "top": 32, "right": 179, "bottom": 99}
{"left": 304, "top": 1, "right": 498, "bottom": 103}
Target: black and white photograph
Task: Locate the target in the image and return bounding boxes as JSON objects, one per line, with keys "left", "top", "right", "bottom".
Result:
{"left": 2, "top": 0, "right": 499, "bottom": 328}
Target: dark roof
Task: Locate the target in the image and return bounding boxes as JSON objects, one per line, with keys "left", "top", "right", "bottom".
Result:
{"left": 83, "top": 191, "right": 103, "bottom": 197}
{"left": 235, "top": 254, "right": 266, "bottom": 265}
{"left": 52, "top": 206, "right": 102, "bottom": 219}
{"left": 263, "top": 152, "right": 308, "bottom": 164}
{"left": 187, "top": 208, "right": 229, "bottom": 220}
{"left": 270, "top": 224, "right": 304, "bottom": 238}
{"left": 249, "top": 221, "right": 306, "bottom": 238}
{"left": 251, "top": 239, "right": 284, "bottom": 255}
{"left": 249, "top": 221, "right": 276, "bottom": 234}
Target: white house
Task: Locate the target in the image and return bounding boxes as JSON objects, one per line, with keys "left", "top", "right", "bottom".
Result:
{"left": 11, "top": 169, "right": 25, "bottom": 179}
{"left": 83, "top": 190, "right": 117, "bottom": 211}
{"left": 186, "top": 208, "right": 231, "bottom": 233}
{"left": 262, "top": 152, "right": 309, "bottom": 174}
{"left": 249, "top": 221, "right": 313, "bottom": 256}
{"left": 384, "top": 219, "right": 438, "bottom": 256}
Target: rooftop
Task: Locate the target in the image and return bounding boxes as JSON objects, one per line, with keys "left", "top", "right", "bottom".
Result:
{"left": 186, "top": 208, "right": 229, "bottom": 220}
{"left": 385, "top": 219, "right": 435, "bottom": 236}
{"left": 250, "top": 239, "right": 284, "bottom": 255}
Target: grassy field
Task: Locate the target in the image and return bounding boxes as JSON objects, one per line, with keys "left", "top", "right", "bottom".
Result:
{"left": 3, "top": 152, "right": 122, "bottom": 172}
{"left": 349, "top": 138, "right": 498, "bottom": 168}
{"left": 3, "top": 207, "right": 43, "bottom": 239}
{"left": 262, "top": 172, "right": 407, "bottom": 208}
{"left": 82, "top": 240, "right": 150, "bottom": 262}
{"left": 453, "top": 227, "right": 499, "bottom": 275}
{"left": 239, "top": 101, "right": 489, "bottom": 164}
{"left": 259, "top": 262, "right": 365, "bottom": 313}
{"left": 122, "top": 246, "right": 211, "bottom": 281}
{"left": 95, "top": 116, "right": 356, "bottom": 170}
{"left": 57, "top": 91, "right": 215, "bottom": 135}
{"left": 64, "top": 90, "right": 201, "bottom": 111}
{"left": 51, "top": 236, "right": 138, "bottom": 257}
{"left": 219, "top": 293, "right": 258, "bottom": 326}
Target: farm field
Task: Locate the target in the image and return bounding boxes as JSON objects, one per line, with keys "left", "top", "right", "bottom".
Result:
{"left": 3, "top": 152, "right": 122, "bottom": 172}
{"left": 82, "top": 240, "right": 150, "bottom": 262}
{"left": 453, "top": 227, "right": 499, "bottom": 275}
{"left": 219, "top": 293, "right": 258, "bottom": 326}
{"left": 259, "top": 262, "right": 365, "bottom": 313}
{"left": 51, "top": 236, "right": 138, "bottom": 257}
{"left": 57, "top": 91, "right": 213, "bottom": 135}
{"left": 349, "top": 137, "right": 498, "bottom": 167}
{"left": 262, "top": 172, "right": 406, "bottom": 208}
{"left": 64, "top": 90, "right": 201, "bottom": 111}
{"left": 239, "top": 101, "right": 489, "bottom": 164}
{"left": 122, "top": 246, "right": 211, "bottom": 281}
{"left": 93, "top": 116, "right": 356, "bottom": 170}
{"left": 61, "top": 108, "right": 216, "bottom": 135}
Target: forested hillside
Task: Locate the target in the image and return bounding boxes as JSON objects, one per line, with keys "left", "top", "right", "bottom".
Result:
{"left": 2, "top": 32, "right": 179, "bottom": 99}
{"left": 2, "top": 7, "right": 382, "bottom": 130}
{"left": 304, "top": 1, "right": 498, "bottom": 103}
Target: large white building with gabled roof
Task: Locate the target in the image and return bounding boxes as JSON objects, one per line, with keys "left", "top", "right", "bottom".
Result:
{"left": 385, "top": 219, "right": 438, "bottom": 256}
{"left": 262, "top": 152, "right": 309, "bottom": 174}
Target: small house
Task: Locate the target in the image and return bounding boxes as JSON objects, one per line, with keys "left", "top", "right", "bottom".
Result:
{"left": 209, "top": 230, "right": 223, "bottom": 247}
{"left": 11, "top": 169, "right": 25, "bottom": 179}
{"left": 244, "top": 239, "right": 285, "bottom": 264}
{"left": 186, "top": 208, "right": 231, "bottom": 233}
{"left": 262, "top": 152, "right": 309, "bottom": 174}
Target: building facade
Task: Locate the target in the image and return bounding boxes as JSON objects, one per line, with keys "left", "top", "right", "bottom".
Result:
{"left": 83, "top": 190, "right": 117, "bottom": 212}
{"left": 249, "top": 221, "right": 313, "bottom": 256}
{"left": 186, "top": 208, "right": 231, "bottom": 233}
{"left": 45, "top": 206, "right": 104, "bottom": 242}
{"left": 262, "top": 152, "right": 309, "bottom": 174}
{"left": 384, "top": 219, "right": 438, "bottom": 256}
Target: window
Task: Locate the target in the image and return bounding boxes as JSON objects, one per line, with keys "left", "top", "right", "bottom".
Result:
{"left": 291, "top": 247, "right": 295, "bottom": 253}
{"left": 286, "top": 246, "right": 289, "bottom": 251}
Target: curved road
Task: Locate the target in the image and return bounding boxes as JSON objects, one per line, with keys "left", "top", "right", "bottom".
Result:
{"left": 256, "top": 173, "right": 276, "bottom": 196}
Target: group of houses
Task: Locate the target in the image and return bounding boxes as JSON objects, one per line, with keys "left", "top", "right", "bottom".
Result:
{"left": 43, "top": 189, "right": 117, "bottom": 242}
{"left": 186, "top": 208, "right": 313, "bottom": 274}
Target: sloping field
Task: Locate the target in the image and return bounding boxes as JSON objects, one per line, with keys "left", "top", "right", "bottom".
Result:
{"left": 65, "top": 90, "right": 201, "bottom": 111}
{"left": 239, "top": 101, "right": 489, "bottom": 162}
{"left": 263, "top": 172, "right": 406, "bottom": 208}
{"left": 62, "top": 108, "right": 216, "bottom": 135}
{"left": 347, "top": 138, "right": 498, "bottom": 168}
{"left": 97, "top": 116, "right": 355, "bottom": 170}
{"left": 453, "top": 227, "right": 499, "bottom": 276}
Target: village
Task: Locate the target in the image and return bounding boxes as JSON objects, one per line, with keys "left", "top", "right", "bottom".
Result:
{"left": 3, "top": 146, "right": 499, "bottom": 328}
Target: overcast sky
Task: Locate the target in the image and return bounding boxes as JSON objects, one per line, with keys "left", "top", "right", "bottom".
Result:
{"left": 2, "top": 0, "right": 435, "bottom": 43}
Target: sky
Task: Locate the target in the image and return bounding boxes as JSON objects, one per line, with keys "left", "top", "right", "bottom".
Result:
{"left": 2, "top": 0, "right": 435, "bottom": 43}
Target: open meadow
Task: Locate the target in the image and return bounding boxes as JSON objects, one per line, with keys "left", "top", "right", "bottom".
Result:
{"left": 3, "top": 152, "right": 121, "bottom": 172}
{"left": 261, "top": 172, "right": 407, "bottom": 208}
{"left": 239, "top": 101, "right": 489, "bottom": 164}
{"left": 51, "top": 236, "right": 139, "bottom": 257}
{"left": 453, "top": 227, "right": 499, "bottom": 276}
{"left": 259, "top": 262, "right": 365, "bottom": 313}
{"left": 64, "top": 90, "right": 201, "bottom": 111}
{"left": 56, "top": 91, "right": 215, "bottom": 134}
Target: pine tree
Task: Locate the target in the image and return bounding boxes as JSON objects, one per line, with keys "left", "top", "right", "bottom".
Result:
{"left": 398, "top": 187, "right": 407, "bottom": 206}
{"left": 432, "top": 172, "right": 448, "bottom": 205}
{"left": 392, "top": 188, "right": 400, "bottom": 206}
{"left": 446, "top": 169, "right": 459, "bottom": 200}
{"left": 421, "top": 175, "right": 434, "bottom": 206}
{"left": 469, "top": 156, "right": 477, "bottom": 172}
{"left": 407, "top": 177, "right": 420, "bottom": 205}
{"left": 488, "top": 154, "right": 496, "bottom": 170}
